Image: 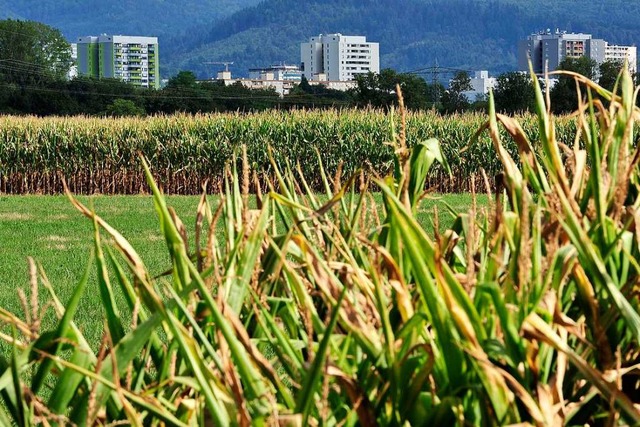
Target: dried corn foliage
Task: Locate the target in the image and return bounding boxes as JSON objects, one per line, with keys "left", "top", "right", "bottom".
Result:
{"left": 1, "top": 71, "right": 640, "bottom": 426}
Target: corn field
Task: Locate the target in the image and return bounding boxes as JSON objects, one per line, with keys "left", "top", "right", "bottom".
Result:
{"left": 2, "top": 68, "right": 640, "bottom": 425}
{"left": 0, "top": 110, "right": 581, "bottom": 194}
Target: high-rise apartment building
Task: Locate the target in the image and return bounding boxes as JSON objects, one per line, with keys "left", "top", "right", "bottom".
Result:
{"left": 77, "top": 35, "right": 159, "bottom": 89}
{"left": 518, "top": 29, "right": 636, "bottom": 74}
{"left": 300, "top": 34, "right": 379, "bottom": 81}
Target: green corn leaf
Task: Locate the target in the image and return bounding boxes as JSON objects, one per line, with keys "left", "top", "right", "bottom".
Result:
{"left": 296, "top": 285, "right": 348, "bottom": 423}
{"left": 30, "top": 260, "right": 91, "bottom": 395}
{"left": 92, "top": 212, "right": 125, "bottom": 345}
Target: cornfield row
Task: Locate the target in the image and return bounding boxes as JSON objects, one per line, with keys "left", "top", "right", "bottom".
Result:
{"left": 0, "top": 110, "right": 580, "bottom": 194}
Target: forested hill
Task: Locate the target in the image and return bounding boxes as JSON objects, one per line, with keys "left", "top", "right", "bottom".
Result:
{"left": 0, "top": 0, "right": 260, "bottom": 40}
{"left": 165, "top": 0, "right": 640, "bottom": 78}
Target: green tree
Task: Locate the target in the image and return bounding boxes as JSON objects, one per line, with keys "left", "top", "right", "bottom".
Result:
{"left": 441, "top": 71, "right": 472, "bottom": 113}
{"left": 353, "top": 69, "right": 429, "bottom": 110}
{"left": 353, "top": 70, "right": 393, "bottom": 108}
{"left": 598, "top": 59, "right": 625, "bottom": 92}
{"left": 167, "top": 70, "right": 198, "bottom": 88}
{"left": 0, "top": 19, "right": 72, "bottom": 86}
{"left": 550, "top": 56, "right": 597, "bottom": 114}
{"left": 67, "top": 76, "right": 140, "bottom": 115}
{"left": 493, "top": 72, "right": 535, "bottom": 114}
{"left": 105, "top": 98, "right": 145, "bottom": 117}
{"left": 296, "top": 75, "right": 313, "bottom": 94}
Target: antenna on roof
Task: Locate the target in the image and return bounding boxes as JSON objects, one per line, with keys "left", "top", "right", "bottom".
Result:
{"left": 212, "top": 61, "right": 234, "bottom": 72}
{"left": 202, "top": 61, "right": 234, "bottom": 79}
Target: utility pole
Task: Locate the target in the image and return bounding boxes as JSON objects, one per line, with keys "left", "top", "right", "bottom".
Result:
{"left": 431, "top": 59, "right": 440, "bottom": 108}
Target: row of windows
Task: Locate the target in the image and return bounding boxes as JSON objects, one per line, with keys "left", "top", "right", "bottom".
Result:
{"left": 115, "top": 69, "right": 150, "bottom": 74}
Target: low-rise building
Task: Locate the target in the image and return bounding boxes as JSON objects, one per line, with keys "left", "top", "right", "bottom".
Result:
{"left": 217, "top": 78, "right": 356, "bottom": 97}
{"left": 248, "top": 64, "right": 303, "bottom": 81}
{"left": 461, "top": 71, "right": 496, "bottom": 101}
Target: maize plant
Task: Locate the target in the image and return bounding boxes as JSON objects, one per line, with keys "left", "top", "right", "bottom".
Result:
{"left": 0, "top": 109, "right": 586, "bottom": 195}
{"left": 0, "top": 67, "right": 639, "bottom": 425}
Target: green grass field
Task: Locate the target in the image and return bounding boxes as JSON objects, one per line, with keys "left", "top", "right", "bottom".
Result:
{"left": 0, "top": 193, "right": 486, "bottom": 347}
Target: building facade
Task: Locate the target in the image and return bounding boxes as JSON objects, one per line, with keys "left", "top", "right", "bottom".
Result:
{"left": 518, "top": 29, "right": 636, "bottom": 74}
{"left": 461, "top": 71, "right": 497, "bottom": 101}
{"left": 300, "top": 34, "right": 379, "bottom": 81}
{"left": 605, "top": 44, "right": 637, "bottom": 74}
{"left": 77, "top": 35, "right": 159, "bottom": 89}
{"left": 68, "top": 43, "right": 78, "bottom": 80}
{"left": 248, "top": 64, "right": 303, "bottom": 81}
{"left": 216, "top": 76, "right": 356, "bottom": 97}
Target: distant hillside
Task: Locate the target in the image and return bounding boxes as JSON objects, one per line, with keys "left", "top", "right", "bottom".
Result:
{"left": 0, "top": 0, "right": 260, "bottom": 40}
{"left": 1, "top": 0, "right": 638, "bottom": 79}
{"left": 165, "top": 0, "right": 640, "bottom": 78}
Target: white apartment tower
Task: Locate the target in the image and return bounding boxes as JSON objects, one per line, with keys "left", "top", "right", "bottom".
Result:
{"left": 301, "top": 34, "right": 380, "bottom": 81}
{"left": 605, "top": 44, "right": 637, "bottom": 74}
{"left": 77, "top": 35, "right": 160, "bottom": 89}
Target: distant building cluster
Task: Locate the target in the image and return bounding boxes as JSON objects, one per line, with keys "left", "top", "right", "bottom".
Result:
{"left": 70, "top": 32, "right": 383, "bottom": 95}
{"left": 66, "top": 27, "right": 636, "bottom": 96}
{"left": 203, "top": 34, "right": 380, "bottom": 96}
{"left": 216, "top": 63, "right": 357, "bottom": 97}
{"left": 518, "top": 29, "right": 637, "bottom": 74}
{"left": 76, "top": 35, "right": 160, "bottom": 89}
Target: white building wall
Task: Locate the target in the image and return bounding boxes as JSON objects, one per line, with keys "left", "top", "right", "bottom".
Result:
{"left": 605, "top": 44, "right": 637, "bottom": 74}
{"left": 461, "top": 71, "right": 496, "bottom": 101}
{"left": 301, "top": 34, "right": 379, "bottom": 81}
{"left": 220, "top": 77, "right": 356, "bottom": 97}
{"left": 68, "top": 43, "right": 78, "bottom": 79}
{"left": 301, "top": 41, "right": 323, "bottom": 80}
{"left": 323, "top": 36, "right": 342, "bottom": 81}
{"left": 98, "top": 35, "right": 159, "bottom": 88}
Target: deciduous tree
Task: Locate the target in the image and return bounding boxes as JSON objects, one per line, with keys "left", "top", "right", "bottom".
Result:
{"left": 441, "top": 71, "right": 472, "bottom": 113}
{"left": 353, "top": 69, "right": 430, "bottom": 110}
{"left": 493, "top": 72, "right": 535, "bottom": 114}
{"left": 0, "top": 19, "right": 72, "bottom": 86}
{"left": 550, "top": 56, "right": 597, "bottom": 114}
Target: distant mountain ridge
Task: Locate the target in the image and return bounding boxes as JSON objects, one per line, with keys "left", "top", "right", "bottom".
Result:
{"left": 164, "top": 0, "right": 640, "bottom": 78}
{"left": 1, "top": 0, "right": 638, "bottom": 78}
{"left": 0, "top": 0, "right": 260, "bottom": 40}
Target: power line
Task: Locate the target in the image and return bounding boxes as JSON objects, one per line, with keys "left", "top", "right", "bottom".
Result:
{"left": 0, "top": 57, "right": 348, "bottom": 102}
{"left": 0, "top": 79, "right": 351, "bottom": 106}
{"left": 0, "top": 24, "right": 59, "bottom": 41}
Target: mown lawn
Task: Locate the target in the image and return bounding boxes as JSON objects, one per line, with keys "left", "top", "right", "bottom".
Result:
{"left": 0, "top": 193, "right": 488, "bottom": 347}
